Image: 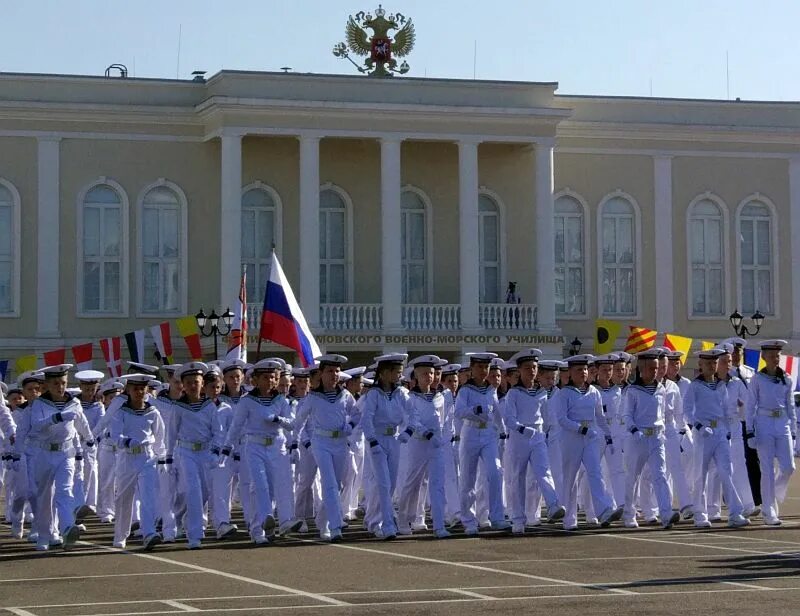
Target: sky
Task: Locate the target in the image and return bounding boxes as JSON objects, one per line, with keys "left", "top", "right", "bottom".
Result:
{"left": 2, "top": 0, "right": 799, "bottom": 101}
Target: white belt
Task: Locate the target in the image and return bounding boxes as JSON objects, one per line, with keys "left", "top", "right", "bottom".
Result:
{"left": 464, "top": 418, "right": 489, "bottom": 429}
{"left": 315, "top": 428, "right": 346, "bottom": 439}
{"left": 31, "top": 439, "right": 74, "bottom": 452}
{"left": 122, "top": 444, "right": 152, "bottom": 455}
{"left": 246, "top": 434, "right": 278, "bottom": 446}
{"left": 176, "top": 439, "right": 211, "bottom": 452}
{"left": 758, "top": 408, "right": 785, "bottom": 418}
{"left": 635, "top": 425, "right": 664, "bottom": 437}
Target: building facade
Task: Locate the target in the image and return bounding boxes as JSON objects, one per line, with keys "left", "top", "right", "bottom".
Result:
{"left": 0, "top": 69, "right": 798, "bottom": 367}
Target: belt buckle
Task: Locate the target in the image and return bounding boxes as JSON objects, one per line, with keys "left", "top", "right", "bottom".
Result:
{"left": 643, "top": 428, "right": 655, "bottom": 437}
{"left": 330, "top": 430, "right": 340, "bottom": 438}
{"left": 580, "top": 420, "right": 590, "bottom": 428}
{"left": 264, "top": 437, "right": 273, "bottom": 446}
{"left": 709, "top": 420, "right": 718, "bottom": 428}
{"left": 771, "top": 410, "right": 782, "bottom": 418}
{"left": 478, "top": 421, "right": 487, "bottom": 429}
{"left": 49, "top": 443, "right": 59, "bottom": 452}
{"left": 384, "top": 427, "right": 395, "bottom": 436}
{"left": 131, "top": 445, "right": 143, "bottom": 454}
{"left": 191, "top": 442, "right": 202, "bottom": 452}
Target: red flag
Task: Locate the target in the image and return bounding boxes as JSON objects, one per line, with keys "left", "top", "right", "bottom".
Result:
{"left": 226, "top": 267, "right": 247, "bottom": 362}
{"left": 150, "top": 322, "right": 174, "bottom": 364}
{"left": 176, "top": 316, "right": 203, "bottom": 361}
{"left": 100, "top": 337, "right": 123, "bottom": 377}
{"left": 43, "top": 348, "right": 66, "bottom": 366}
{"left": 71, "top": 343, "right": 94, "bottom": 371}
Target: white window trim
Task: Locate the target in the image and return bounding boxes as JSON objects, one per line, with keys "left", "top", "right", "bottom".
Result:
{"left": 241, "top": 181, "right": 283, "bottom": 302}
{"left": 478, "top": 186, "right": 508, "bottom": 305}
{"left": 596, "top": 189, "right": 643, "bottom": 320}
{"left": 75, "top": 177, "right": 130, "bottom": 318}
{"left": 135, "top": 178, "right": 188, "bottom": 317}
{"left": 400, "top": 184, "right": 434, "bottom": 303}
{"left": 0, "top": 178, "right": 21, "bottom": 317}
{"left": 553, "top": 187, "right": 590, "bottom": 320}
{"left": 735, "top": 192, "right": 780, "bottom": 319}
{"left": 686, "top": 191, "right": 730, "bottom": 321}
{"left": 319, "top": 182, "right": 355, "bottom": 303}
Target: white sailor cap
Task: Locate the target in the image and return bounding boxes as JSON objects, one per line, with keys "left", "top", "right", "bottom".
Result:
{"left": 292, "top": 367, "right": 311, "bottom": 378}
{"left": 281, "top": 365, "right": 293, "bottom": 376}
{"left": 121, "top": 373, "right": 153, "bottom": 386}
{"left": 204, "top": 364, "right": 223, "bottom": 379}
{"left": 221, "top": 359, "right": 247, "bottom": 374}
{"left": 593, "top": 353, "right": 620, "bottom": 365}
{"left": 363, "top": 377, "right": 374, "bottom": 386}
{"left": 251, "top": 359, "right": 284, "bottom": 373}
{"left": 695, "top": 348, "right": 726, "bottom": 359}
{"left": 760, "top": 339, "right": 788, "bottom": 351}
{"left": 617, "top": 351, "right": 634, "bottom": 363}
{"left": 66, "top": 387, "right": 80, "bottom": 396}
{"left": 441, "top": 363, "right": 461, "bottom": 376}
{"left": 177, "top": 362, "right": 208, "bottom": 379}
{"left": 722, "top": 337, "right": 747, "bottom": 348}
{"left": 338, "top": 372, "right": 352, "bottom": 383}
{"left": 42, "top": 364, "right": 73, "bottom": 379}
{"left": 309, "top": 362, "right": 320, "bottom": 372}
{"left": 566, "top": 354, "right": 594, "bottom": 366}
{"left": 557, "top": 361, "right": 569, "bottom": 371}
{"left": 666, "top": 351, "right": 685, "bottom": 360}
{"left": 714, "top": 343, "right": 734, "bottom": 355}
{"left": 373, "top": 353, "right": 408, "bottom": 367}
{"left": 503, "top": 360, "right": 520, "bottom": 372}
{"left": 207, "top": 360, "right": 223, "bottom": 367}
{"left": 315, "top": 354, "right": 348, "bottom": 367}
{"left": 127, "top": 362, "right": 160, "bottom": 377}
{"left": 162, "top": 364, "right": 182, "bottom": 376}
{"left": 364, "top": 370, "right": 376, "bottom": 380}
{"left": 488, "top": 357, "right": 505, "bottom": 371}
{"left": 509, "top": 348, "right": 543, "bottom": 366}
{"left": 100, "top": 379, "right": 124, "bottom": 395}
{"left": 263, "top": 357, "right": 287, "bottom": 370}
{"left": 636, "top": 348, "right": 663, "bottom": 360}
{"left": 75, "top": 369, "right": 105, "bottom": 383}
{"left": 367, "top": 361, "right": 378, "bottom": 370}
{"left": 18, "top": 370, "right": 45, "bottom": 386}
{"left": 147, "top": 379, "right": 162, "bottom": 389}
{"left": 343, "top": 366, "right": 367, "bottom": 379}
{"left": 6, "top": 384, "right": 21, "bottom": 396}
{"left": 458, "top": 365, "right": 471, "bottom": 373}
{"left": 537, "top": 359, "right": 561, "bottom": 371}
{"left": 408, "top": 355, "right": 442, "bottom": 369}
{"left": 465, "top": 352, "right": 498, "bottom": 364}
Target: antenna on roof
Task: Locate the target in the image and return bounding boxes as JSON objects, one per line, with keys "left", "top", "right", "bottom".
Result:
{"left": 726, "top": 50, "right": 730, "bottom": 100}
{"left": 176, "top": 24, "right": 183, "bottom": 79}
{"left": 104, "top": 64, "right": 128, "bottom": 79}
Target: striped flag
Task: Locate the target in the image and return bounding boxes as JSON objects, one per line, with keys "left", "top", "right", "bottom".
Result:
{"left": 226, "top": 267, "right": 248, "bottom": 362}
{"left": 124, "top": 330, "right": 146, "bottom": 363}
{"left": 100, "top": 337, "right": 123, "bottom": 377}
{"left": 43, "top": 348, "right": 66, "bottom": 366}
{"left": 664, "top": 333, "right": 693, "bottom": 358}
{"left": 176, "top": 316, "right": 203, "bottom": 361}
{"left": 71, "top": 342, "right": 94, "bottom": 371}
{"left": 780, "top": 355, "right": 799, "bottom": 383}
{"left": 624, "top": 326, "right": 658, "bottom": 354}
{"left": 150, "top": 322, "right": 174, "bottom": 364}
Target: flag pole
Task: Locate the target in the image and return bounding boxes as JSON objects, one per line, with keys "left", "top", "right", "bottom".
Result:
{"left": 255, "top": 245, "right": 276, "bottom": 363}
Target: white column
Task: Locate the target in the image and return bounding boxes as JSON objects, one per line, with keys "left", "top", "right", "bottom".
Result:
{"left": 37, "top": 137, "right": 61, "bottom": 337}
{"left": 458, "top": 140, "right": 481, "bottom": 329}
{"left": 790, "top": 156, "right": 800, "bottom": 338}
{"left": 534, "top": 139, "right": 557, "bottom": 331}
{"left": 381, "top": 137, "right": 403, "bottom": 330}
{"left": 219, "top": 132, "right": 243, "bottom": 308}
{"left": 653, "top": 155, "right": 674, "bottom": 332}
{"left": 299, "top": 135, "right": 320, "bottom": 328}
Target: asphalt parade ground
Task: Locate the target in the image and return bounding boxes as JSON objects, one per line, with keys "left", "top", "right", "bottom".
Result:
{"left": 3, "top": 478, "right": 800, "bottom": 616}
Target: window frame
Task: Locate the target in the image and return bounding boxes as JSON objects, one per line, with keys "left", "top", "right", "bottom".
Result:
{"left": 241, "top": 181, "right": 283, "bottom": 305}
{"left": 135, "top": 178, "right": 188, "bottom": 317}
{"left": 477, "top": 187, "right": 507, "bottom": 305}
{"left": 596, "top": 190, "right": 642, "bottom": 320}
{"left": 400, "top": 185, "right": 434, "bottom": 304}
{"left": 318, "top": 182, "right": 354, "bottom": 304}
{"left": 0, "top": 178, "right": 21, "bottom": 317}
{"left": 76, "top": 177, "right": 129, "bottom": 318}
{"left": 735, "top": 193, "right": 780, "bottom": 318}
{"left": 686, "top": 192, "right": 730, "bottom": 320}
{"left": 553, "top": 188, "right": 589, "bottom": 319}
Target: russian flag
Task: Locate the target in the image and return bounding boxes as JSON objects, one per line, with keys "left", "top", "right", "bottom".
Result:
{"left": 259, "top": 252, "right": 321, "bottom": 367}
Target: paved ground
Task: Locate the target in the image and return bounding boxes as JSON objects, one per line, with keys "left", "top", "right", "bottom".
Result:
{"left": 4, "top": 477, "right": 800, "bottom": 616}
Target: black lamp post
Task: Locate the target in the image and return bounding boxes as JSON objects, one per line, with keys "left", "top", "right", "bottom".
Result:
{"left": 729, "top": 309, "right": 765, "bottom": 340}
{"left": 195, "top": 307, "right": 235, "bottom": 360}
{"left": 569, "top": 337, "right": 583, "bottom": 356}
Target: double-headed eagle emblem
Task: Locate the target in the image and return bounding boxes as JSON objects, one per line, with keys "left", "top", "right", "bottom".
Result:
{"left": 333, "top": 5, "right": 415, "bottom": 77}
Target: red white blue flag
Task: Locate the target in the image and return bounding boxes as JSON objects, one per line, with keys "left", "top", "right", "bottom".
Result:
{"left": 226, "top": 267, "right": 248, "bottom": 362}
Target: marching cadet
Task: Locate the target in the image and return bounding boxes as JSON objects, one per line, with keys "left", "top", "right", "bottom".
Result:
{"left": 292, "top": 365, "right": 321, "bottom": 529}
{"left": 745, "top": 339, "right": 796, "bottom": 526}
{"left": 666, "top": 350, "right": 695, "bottom": 518}
{"left": 73, "top": 370, "right": 105, "bottom": 523}
{"left": 395, "top": 355, "right": 451, "bottom": 538}
{"left": 457, "top": 365, "right": 470, "bottom": 388}
{"left": 111, "top": 373, "right": 165, "bottom": 550}
{"left": 219, "top": 359, "right": 253, "bottom": 530}
{"left": 210, "top": 362, "right": 240, "bottom": 540}
{"left": 341, "top": 366, "right": 367, "bottom": 522}
{"left": 503, "top": 348, "right": 565, "bottom": 534}
{"left": 683, "top": 348, "right": 749, "bottom": 528}
{"left": 152, "top": 364, "right": 183, "bottom": 542}
{"left": 293, "top": 354, "right": 358, "bottom": 542}
{"left": 221, "top": 358, "right": 302, "bottom": 545}
{"left": 439, "top": 363, "right": 462, "bottom": 527}
{"left": 361, "top": 353, "right": 410, "bottom": 540}
{"left": 537, "top": 360, "right": 563, "bottom": 501}
{"left": 592, "top": 354, "right": 626, "bottom": 513}
{"left": 27, "top": 364, "right": 94, "bottom": 551}
{"left": 95, "top": 379, "right": 123, "bottom": 524}
{"left": 455, "top": 352, "right": 511, "bottom": 534}
{"left": 558, "top": 362, "right": 570, "bottom": 388}
{"left": 621, "top": 349, "right": 679, "bottom": 529}
{"left": 167, "top": 362, "right": 219, "bottom": 549}
{"left": 550, "top": 355, "right": 621, "bottom": 530}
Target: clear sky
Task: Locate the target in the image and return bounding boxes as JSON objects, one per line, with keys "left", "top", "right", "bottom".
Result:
{"left": 3, "top": 0, "right": 798, "bottom": 101}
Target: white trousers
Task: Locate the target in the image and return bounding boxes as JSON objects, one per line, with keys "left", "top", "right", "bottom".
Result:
{"left": 507, "top": 432, "right": 559, "bottom": 526}
{"left": 244, "top": 438, "right": 294, "bottom": 539}
{"left": 310, "top": 437, "right": 348, "bottom": 535}
{"left": 113, "top": 452, "right": 158, "bottom": 545}
{"left": 560, "top": 429, "right": 613, "bottom": 528}
{"left": 397, "top": 438, "right": 446, "bottom": 531}
{"left": 755, "top": 416, "right": 796, "bottom": 520}
{"left": 692, "top": 428, "right": 743, "bottom": 522}
{"left": 364, "top": 433, "right": 400, "bottom": 535}
{"left": 96, "top": 446, "right": 117, "bottom": 520}
{"left": 176, "top": 448, "right": 212, "bottom": 542}
{"left": 623, "top": 433, "right": 673, "bottom": 521}
{"left": 458, "top": 427, "right": 505, "bottom": 531}
{"left": 32, "top": 450, "right": 76, "bottom": 544}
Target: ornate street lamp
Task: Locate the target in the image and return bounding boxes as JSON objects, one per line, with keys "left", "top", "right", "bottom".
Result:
{"left": 569, "top": 337, "right": 583, "bottom": 356}
{"left": 195, "top": 307, "right": 235, "bottom": 360}
{"left": 729, "top": 310, "right": 765, "bottom": 340}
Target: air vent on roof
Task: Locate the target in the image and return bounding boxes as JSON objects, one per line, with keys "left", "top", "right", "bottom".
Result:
{"left": 104, "top": 64, "right": 128, "bottom": 78}
{"left": 192, "top": 70, "right": 207, "bottom": 83}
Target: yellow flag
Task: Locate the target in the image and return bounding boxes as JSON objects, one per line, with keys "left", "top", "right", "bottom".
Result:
{"left": 664, "top": 333, "right": 693, "bottom": 358}
{"left": 700, "top": 340, "right": 716, "bottom": 351}
{"left": 595, "top": 319, "right": 622, "bottom": 355}
{"left": 14, "top": 354, "right": 37, "bottom": 376}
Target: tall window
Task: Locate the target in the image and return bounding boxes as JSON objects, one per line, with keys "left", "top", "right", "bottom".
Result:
{"left": 401, "top": 190, "right": 428, "bottom": 303}
{"left": 739, "top": 201, "right": 773, "bottom": 314}
{"left": 242, "top": 187, "right": 277, "bottom": 302}
{"left": 82, "top": 185, "right": 123, "bottom": 313}
{"left": 689, "top": 199, "right": 724, "bottom": 315}
{"left": 600, "top": 196, "right": 636, "bottom": 315}
{"left": 319, "top": 188, "right": 348, "bottom": 303}
{"left": 554, "top": 195, "right": 585, "bottom": 315}
{"left": 0, "top": 184, "right": 15, "bottom": 313}
{"left": 141, "top": 185, "right": 182, "bottom": 313}
{"left": 478, "top": 194, "right": 501, "bottom": 303}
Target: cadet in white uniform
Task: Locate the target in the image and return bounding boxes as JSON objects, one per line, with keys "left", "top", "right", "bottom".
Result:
{"left": 438, "top": 363, "right": 462, "bottom": 527}
{"left": 664, "top": 351, "right": 694, "bottom": 520}
{"left": 72, "top": 370, "right": 104, "bottom": 523}
{"left": 746, "top": 339, "right": 796, "bottom": 525}
{"left": 210, "top": 361, "right": 242, "bottom": 540}
{"left": 341, "top": 366, "right": 367, "bottom": 522}
{"left": 219, "top": 360, "right": 251, "bottom": 530}
{"left": 94, "top": 379, "right": 124, "bottom": 524}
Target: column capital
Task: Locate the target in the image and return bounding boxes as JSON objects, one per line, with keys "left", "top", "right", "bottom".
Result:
{"left": 457, "top": 137, "right": 482, "bottom": 148}
{"left": 380, "top": 134, "right": 405, "bottom": 145}
{"left": 36, "top": 135, "right": 62, "bottom": 144}
{"left": 298, "top": 132, "right": 323, "bottom": 144}
{"left": 219, "top": 128, "right": 245, "bottom": 139}
{"left": 532, "top": 136, "right": 556, "bottom": 149}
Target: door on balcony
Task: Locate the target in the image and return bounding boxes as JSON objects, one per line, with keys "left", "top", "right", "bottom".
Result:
{"left": 319, "top": 188, "right": 350, "bottom": 303}
{"left": 478, "top": 194, "right": 502, "bottom": 303}
{"left": 401, "top": 190, "right": 429, "bottom": 304}
{"left": 241, "top": 185, "right": 279, "bottom": 303}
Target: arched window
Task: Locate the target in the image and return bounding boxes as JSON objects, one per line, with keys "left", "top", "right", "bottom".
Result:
{"left": 401, "top": 189, "right": 429, "bottom": 304}
{"left": 319, "top": 187, "right": 350, "bottom": 303}
{"left": 600, "top": 195, "right": 637, "bottom": 315}
{"left": 554, "top": 194, "right": 585, "bottom": 315}
{"left": 478, "top": 194, "right": 502, "bottom": 303}
{"left": 739, "top": 199, "right": 774, "bottom": 314}
{"left": 241, "top": 185, "right": 280, "bottom": 303}
{"left": 689, "top": 198, "right": 724, "bottom": 316}
{"left": 80, "top": 183, "right": 124, "bottom": 313}
{"left": 0, "top": 181, "right": 18, "bottom": 314}
{"left": 140, "top": 183, "right": 184, "bottom": 314}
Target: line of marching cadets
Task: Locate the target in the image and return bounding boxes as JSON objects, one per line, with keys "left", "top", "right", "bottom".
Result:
{"left": 0, "top": 336, "right": 796, "bottom": 553}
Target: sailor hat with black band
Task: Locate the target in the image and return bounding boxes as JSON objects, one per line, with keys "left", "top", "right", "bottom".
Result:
{"left": 509, "top": 348, "right": 543, "bottom": 366}
{"left": 315, "top": 354, "right": 348, "bottom": 367}
{"left": 250, "top": 358, "right": 284, "bottom": 373}
{"left": 722, "top": 337, "right": 746, "bottom": 348}
{"left": 221, "top": 359, "right": 247, "bottom": 374}
{"left": 204, "top": 364, "right": 223, "bottom": 379}
{"left": 127, "top": 362, "right": 160, "bottom": 377}
{"left": 263, "top": 357, "right": 287, "bottom": 371}
{"left": 177, "top": 362, "right": 208, "bottom": 379}
{"left": 373, "top": 353, "right": 408, "bottom": 367}
{"left": 760, "top": 339, "right": 788, "bottom": 351}
{"left": 557, "top": 361, "right": 569, "bottom": 371}
{"left": 7, "top": 385, "right": 21, "bottom": 396}
{"left": 402, "top": 366, "right": 414, "bottom": 381}
{"left": 695, "top": 348, "right": 726, "bottom": 359}
{"left": 121, "top": 373, "right": 153, "bottom": 386}
{"left": 207, "top": 360, "right": 223, "bottom": 367}
{"left": 364, "top": 370, "right": 376, "bottom": 380}
{"left": 435, "top": 357, "right": 449, "bottom": 368}
{"left": 162, "top": 364, "right": 182, "bottom": 376}
{"left": 18, "top": 370, "right": 45, "bottom": 386}
{"left": 566, "top": 354, "right": 594, "bottom": 366}
{"left": 66, "top": 387, "right": 80, "bottom": 396}
{"left": 715, "top": 343, "right": 734, "bottom": 355}
{"left": 42, "top": 364, "right": 74, "bottom": 379}
{"left": 503, "top": 360, "right": 520, "bottom": 372}
{"left": 465, "top": 352, "right": 498, "bottom": 364}
{"left": 148, "top": 379, "right": 162, "bottom": 389}
{"left": 100, "top": 379, "right": 124, "bottom": 395}
{"left": 309, "top": 361, "right": 320, "bottom": 372}
{"left": 441, "top": 363, "right": 461, "bottom": 376}
{"left": 281, "top": 365, "right": 293, "bottom": 376}
{"left": 616, "top": 351, "right": 633, "bottom": 364}
{"left": 338, "top": 372, "right": 352, "bottom": 383}
{"left": 537, "top": 359, "right": 561, "bottom": 372}
{"left": 343, "top": 366, "right": 367, "bottom": 379}
{"left": 409, "top": 354, "right": 442, "bottom": 369}
{"left": 666, "top": 350, "right": 685, "bottom": 360}
{"left": 293, "top": 366, "right": 312, "bottom": 378}
{"left": 636, "top": 348, "right": 663, "bottom": 360}
{"left": 458, "top": 365, "right": 471, "bottom": 374}
{"left": 489, "top": 357, "right": 505, "bottom": 371}
{"left": 75, "top": 369, "right": 105, "bottom": 383}
{"left": 593, "top": 353, "right": 620, "bottom": 365}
